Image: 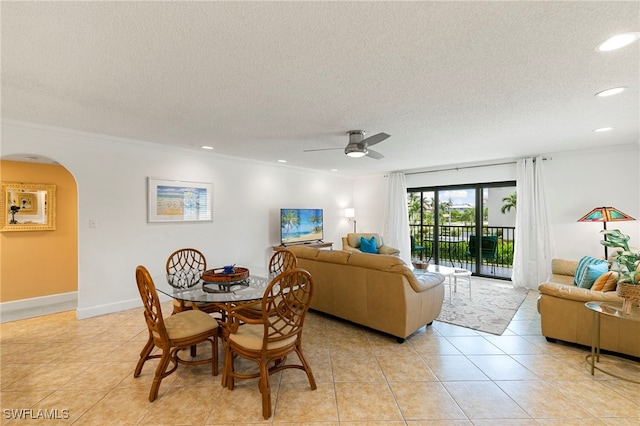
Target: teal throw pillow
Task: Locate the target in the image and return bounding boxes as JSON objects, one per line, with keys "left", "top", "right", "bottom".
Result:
{"left": 578, "top": 263, "right": 609, "bottom": 289}
{"left": 574, "top": 256, "right": 608, "bottom": 288}
{"left": 360, "top": 236, "right": 378, "bottom": 254}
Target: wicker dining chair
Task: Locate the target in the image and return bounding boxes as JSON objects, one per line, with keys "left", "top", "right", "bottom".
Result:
{"left": 166, "top": 248, "right": 221, "bottom": 315}
{"left": 268, "top": 248, "right": 298, "bottom": 275}
{"left": 237, "top": 249, "right": 298, "bottom": 319}
{"left": 133, "top": 265, "right": 219, "bottom": 402}
{"left": 223, "top": 268, "right": 316, "bottom": 419}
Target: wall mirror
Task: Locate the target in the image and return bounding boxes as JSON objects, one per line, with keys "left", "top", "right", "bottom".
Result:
{"left": 1, "top": 182, "right": 56, "bottom": 231}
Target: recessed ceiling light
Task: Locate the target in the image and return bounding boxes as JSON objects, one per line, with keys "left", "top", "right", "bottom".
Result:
{"left": 596, "top": 32, "right": 640, "bottom": 52}
{"left": 594, "top": 127, "right": 613, "bottom": 132}
{"left": 278, "top": 159, "right": 287, "bottom": 163}
{"left": 330, "top": 169, "right": 338, "bottom": 172}
{"left": 201, "top": 145, "right": 214, "bottom": 150}
{"left": 595, "top": 87, "right": 626, "bottom": 97}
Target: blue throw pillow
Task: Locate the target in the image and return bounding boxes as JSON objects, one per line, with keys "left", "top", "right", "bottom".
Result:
{"left": 360, "top": 236, "right": 378, "bottom": 254}
{"left": 578, "top": 263, "right": 609, "bottom": 289}
{"left": 574, "top": 256, "right": 608, "bottom": 288}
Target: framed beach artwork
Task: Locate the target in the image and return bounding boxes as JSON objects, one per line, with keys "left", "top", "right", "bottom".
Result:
{"left": 147, "top": 178, "right": 212, "bottom": 223}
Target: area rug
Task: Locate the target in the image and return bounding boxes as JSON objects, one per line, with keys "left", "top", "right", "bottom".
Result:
{"left": 436, "top": 277, "right": 528, "bottom": 335}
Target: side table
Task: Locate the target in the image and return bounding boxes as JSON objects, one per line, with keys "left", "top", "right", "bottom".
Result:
{"left": 584, "top": 301, "right": 640, "bottom": 383}
{"left": 452, "top": 268, "right": 472, "bottom": 300}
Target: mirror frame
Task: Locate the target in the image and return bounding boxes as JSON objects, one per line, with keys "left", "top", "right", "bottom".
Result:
{"left": 1, "top": 182, "right": 57, "bottom": 232}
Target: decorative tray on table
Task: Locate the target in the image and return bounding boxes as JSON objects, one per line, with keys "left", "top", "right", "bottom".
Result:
{"left": 202, "top": 266, "right": 249, "bottom": 284}
{"left": 202, "top": 266, "right": 250, "bottom": 293}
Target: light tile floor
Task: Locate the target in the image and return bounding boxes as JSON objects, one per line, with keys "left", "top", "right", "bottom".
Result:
{"left": 2, "top": 289, "right": 640, "bottom": 425}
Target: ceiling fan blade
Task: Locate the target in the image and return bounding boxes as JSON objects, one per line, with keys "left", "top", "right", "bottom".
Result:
{"left": 303, "top": 147, "right": 343, "bottom": 152}
{"left": 362, "top": 132, "right": 390, "bottom": 147}
{"left": 366, "top": 149, "right": 384, "bottom": 160}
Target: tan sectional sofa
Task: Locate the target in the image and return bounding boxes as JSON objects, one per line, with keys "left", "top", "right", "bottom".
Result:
{"left": 537, "top": 258, "right": 640, "bottom": 357}
{"left": 287, "top": 245, "right": 445, "bottom": 342}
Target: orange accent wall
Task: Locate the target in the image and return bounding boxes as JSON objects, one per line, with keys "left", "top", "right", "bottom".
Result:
{"left": 0, "top": 160, "right": 78, "bottom": 302}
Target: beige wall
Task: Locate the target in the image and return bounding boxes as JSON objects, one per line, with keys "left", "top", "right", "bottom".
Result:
{"left": 0, "top": 160, "right": 78, "bottom": 302}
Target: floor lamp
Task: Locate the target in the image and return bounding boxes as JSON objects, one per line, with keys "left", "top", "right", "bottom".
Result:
{"left": 345, "top": 208, "right": 356, "bottom": 233}
{"left": 577, "top": 206, "right": 635, "bottom": 259}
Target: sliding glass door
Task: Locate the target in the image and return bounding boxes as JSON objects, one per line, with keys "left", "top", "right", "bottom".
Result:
{"left": 408, "top": 182, "right": 515, "bottom": 279}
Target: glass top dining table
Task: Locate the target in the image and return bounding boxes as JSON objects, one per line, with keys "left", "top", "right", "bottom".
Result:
{"left": 153, "top": 267, "right": 273, "bottom": 305}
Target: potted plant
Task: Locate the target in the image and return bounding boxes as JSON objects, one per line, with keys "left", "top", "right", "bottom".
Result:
{"left": 600, "top": 229, "right": 640, "bottom": 313}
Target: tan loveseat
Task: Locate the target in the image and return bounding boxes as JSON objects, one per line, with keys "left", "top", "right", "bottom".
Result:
{"left": 287, "top": 245, "right": 444, "bottom": 342}
{"left": 341, "top": 232, "right": 400, "bottom": 256}
{"left": 537, "top": 258, "right": 640, "bottom": 357}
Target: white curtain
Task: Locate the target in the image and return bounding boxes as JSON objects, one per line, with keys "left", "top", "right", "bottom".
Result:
{"left": 512, "top": 157, "right": 556, "bottom": 289}
{"left": 385, "top": 172, "right": 412, "bottom": 267}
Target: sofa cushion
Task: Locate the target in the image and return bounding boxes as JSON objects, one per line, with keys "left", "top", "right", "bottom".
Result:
{"left": 286, "top": 245, "right": 320, "bottom": 260}
{"left": 360, "top": 236, "right": 378, "bottom": 254}
{"left": 316, "top": 249, "right": 351, "bottom": 264}
{"left": 574, "top": 256, "right": 608, "bottom": 288}
{"left": 591, "top": 271, "right": 619, "bottom": 292}
{"left": 346, "top": 251, "right": 404, "bottom": 271}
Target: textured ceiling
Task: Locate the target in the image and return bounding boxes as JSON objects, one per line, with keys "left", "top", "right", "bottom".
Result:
{"left": 2, "top": 1, "right": 639, "bottom": 176}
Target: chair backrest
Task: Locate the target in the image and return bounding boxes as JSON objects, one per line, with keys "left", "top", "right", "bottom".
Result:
{"left": 260, "top": 268, "right": 313, "bottom": 347}
{"left": 136, "top": 265, "right": 169, "bottom": 342}
{"left": 269, "top": 249, "right": 298, "bottom": 275}
{"left": 166, "top": 248, "right": 207, "bottom": 288}
{"left": 410, "top": 235, "right": 416, "bottom": 250}
{"left": 166, "top": 248, "right": 207, "bottom": 273}
{"left": 468, "top": 235, "right": 498, "bottom": 258}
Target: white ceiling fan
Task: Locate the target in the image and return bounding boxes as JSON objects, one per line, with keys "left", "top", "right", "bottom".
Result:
{"left": 304, "top": 130, "right": 390, "bottom": 159}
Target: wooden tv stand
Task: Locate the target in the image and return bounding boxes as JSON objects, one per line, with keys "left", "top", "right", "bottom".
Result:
{"left": 273, "top": 241, "right": 333, "bottom": 250}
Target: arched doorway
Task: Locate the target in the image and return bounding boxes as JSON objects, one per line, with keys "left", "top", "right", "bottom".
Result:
{"left": 0, "top": 154, "right": 78, "bottom": 322}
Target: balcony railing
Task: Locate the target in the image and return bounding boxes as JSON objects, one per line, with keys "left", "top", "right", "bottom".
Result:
{"left": 410, "top": 224, "right": 515, "bottom": 280}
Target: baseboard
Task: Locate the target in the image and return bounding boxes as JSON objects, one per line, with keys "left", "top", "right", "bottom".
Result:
{"left": 1, "top": 292, "right": 169, "bottom": 322}
{"left": 75, "top": 294, "right": 173, "bottom": 319}
{"left": 0, "top": 292, "right": 77, "bottom": 323}
{"left": 76, "top": 297, "right": 143, "bottom": 320}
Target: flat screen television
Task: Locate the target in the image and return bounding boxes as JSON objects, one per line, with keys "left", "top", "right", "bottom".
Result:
{"left": 280, "top": 208, "right": 323, "bottom": 245}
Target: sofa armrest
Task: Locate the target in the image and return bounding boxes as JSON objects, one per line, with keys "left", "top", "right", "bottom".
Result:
{"left": 411, "top": 272, "right": 444, "bottom": 292}
{"left": 341, "top": 237, "right": 351, "bottom": 250}
{"left": 378, "top": 245, "right": 400, "bottom": 256}
{"left": 343, "top": 246, "right": 361, "bottom": 253}
{"left": 538, "top": 282, "right": 622, "bottom": 303}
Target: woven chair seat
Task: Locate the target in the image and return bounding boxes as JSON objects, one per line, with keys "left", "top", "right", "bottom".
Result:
{"left": 228, "top": 323, "right": 297, "bottom": 350}
{"left": 162, "top": 310, "right": 219, "bottom": 340}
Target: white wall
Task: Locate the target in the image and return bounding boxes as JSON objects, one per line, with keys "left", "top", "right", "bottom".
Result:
{"left": 545, "top": 145, "right": 639, "bottom": 260}
{"left": 2, "top": 121, "right": 356, "bottom": 318}
{"left": 404, "top": 145, "right": 640, "bottom": 262}
{"left": 352, "top": 174, "right": 389, "bottom": 237}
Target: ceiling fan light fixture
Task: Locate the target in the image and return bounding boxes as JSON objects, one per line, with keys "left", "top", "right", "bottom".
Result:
{"left": 346, "top": 151, "right": 367, "bottom": 158}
